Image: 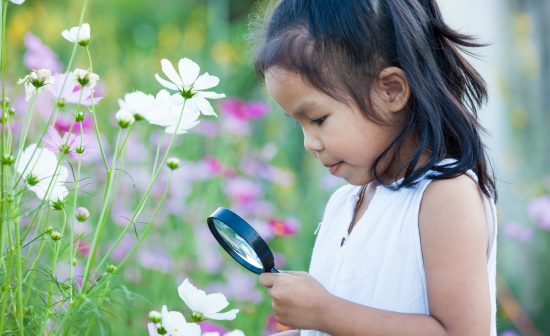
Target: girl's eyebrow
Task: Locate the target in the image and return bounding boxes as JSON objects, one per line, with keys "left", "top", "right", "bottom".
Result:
{"left": 285, "top": 100, "right": 317, "bottom": 118}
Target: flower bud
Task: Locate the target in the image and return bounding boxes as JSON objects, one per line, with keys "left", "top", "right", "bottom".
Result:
{"left": 166, "top": 157, "right": 180, "bottom": 170}
{"left": 26, "top": 174, "right": 39, "bottom": 186}
{"left": 8, "top": 107, "right": 16, "bottom": 116}
{"left": 148, "top": 310, "right": 162, "bottom": 323}
{"left": 49, "top": 231, "right": 62, "bottom": 241}
{"left": 74, "top": 111, "right": 85, "bottom": 122}
{"left": 75, "top": 207, "right": 90, "bottom": 222}
{"left": 106, "top": 264, "right": 117, "bottom": 273}
{"left": 73, "top": 69, "right": 99, "bottom": 88}
{"left": 1, "top": 154, "right": 15, "bottom": 166}
{"left": 1, "top": 97, "right": 10, "bottom": 108}
{"left": 156, "top": 326, "right": 167, "bottom": 335}
{"left": 72, "top": 258, "right": 78, "bottom": 266}
{"left": 116, "top": 109, "right": 135, "bottom": 129}
{"left": 51, "top": 199, "right": 65, "bottom": 211}
{"left": 76, "top": 146, "right": 85, "bottom": 154}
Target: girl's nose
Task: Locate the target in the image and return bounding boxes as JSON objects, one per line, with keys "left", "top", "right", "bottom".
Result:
{"left": 303, "top": 129, "right": 323, "bottom": 153}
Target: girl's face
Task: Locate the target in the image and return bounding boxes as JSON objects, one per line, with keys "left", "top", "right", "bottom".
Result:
{"left": 265, "top": 67, "right": 405, "bottom": 186}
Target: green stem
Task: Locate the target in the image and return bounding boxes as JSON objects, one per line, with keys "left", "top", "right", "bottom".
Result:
{"left": 118, "top": 172, "right": 172, "bottom": 269}
{"left": 13, "top": 196, "right": 24, "bottom": 335}
{"left": 69, "top": 123, "right": 84, "bottom": 302}
{"left": 95, "top": 101, "right": 188, "bottom": 273}
{"left": 15, "top": 93, "right": 38, "bottom": 164}
{"left": 79, "top": 129, "right": 122, "bottom": 292}
{"left": 85, "top": 47, "right": 108, "bottom": 170}
{"left": 151, "top": 131, "right": 164, "bottom": 174}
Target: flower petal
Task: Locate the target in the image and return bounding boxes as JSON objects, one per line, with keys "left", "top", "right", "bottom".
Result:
{"left": 178, "top": 279, "right": 207, "bottom": 312}
{"left": 196, "top": 91, "right": 226, "bottom": 100}
{"left": 204, "top": 308, "right": 239, "bottom": 321}
{"left": 202, "top": 292, "right": 229, "bottom": 314}
{"left": 155, "top": 73, "right": 179, "bottom": 91}
{"left": 178, "top": 58, "right": 200, "bottom": 88}
{"left": 193, "top": 73, "right": 220, "bottom": 91}
{"left": 192, "top": 96, "right": 217, "bottom": 116}
{"left": 160, "top": 59, "right": 183, "bottom": 89}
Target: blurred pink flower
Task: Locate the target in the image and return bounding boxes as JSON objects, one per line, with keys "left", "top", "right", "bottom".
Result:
{"left": 268, "top": 217, "right": 299, "bottom": 236}
{"left": 223, "top": 177, "right": 263, "bottom": 206}
{"left": 111, "top": 234, "right": 136, "bottom": 261}
{"left": 49, "top": 72, "right": 103, "bottom": 107}
{"left": 23, "top": 33, "right": 62, "bottom": 73}
{"left": 43, "top": 126, "right": 79, "bottom": 159}
{"left": 220, "top": 98, "right": 268, "bottom": 121}
{"left": 528, "top": 196, "right": 550, "bottom": 230}
{"left": 137, "top": 248, "right": 173, "bottom": 273}
{"left": 219, "top": 98, "right": 268, "bottom": 136}
{"left": 76, "top": 240, "right": 90, "bottom": 256}
{"left": 55, "top": 114, "right": 94, "bottom": 133}
{"left": 204, "top": 156, "right": 236, "bottom": 178}
{"left": 198, "top": 321, "right": 226, "bottom": 334}
{"left": 503, "top": 221, "right": 534, "bottom": 243}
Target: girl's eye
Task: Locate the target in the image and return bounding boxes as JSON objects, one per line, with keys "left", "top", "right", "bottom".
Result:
{"left": 311, "top": 116, "right": 327, "bottom": 126}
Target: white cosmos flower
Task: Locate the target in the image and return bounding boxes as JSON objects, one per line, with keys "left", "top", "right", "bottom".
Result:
{"left": 155, "top": 58, "right": 225, "bottom": 116}
{"left": 16, "top": 144, "right": 68, "bottom": 202}
{"left": 117, "top": 91, "right": 155, "bottom": 120}
{"left": 18, "top": 69, "right": 54, "bottom": 101}
{"left": 225, "top": 330, "right": 245, "bottom": 336}
{"left": 61, "top": 23, "right": 91, "bottom": 46}
{"left": 160, "top": 305, "right": 201, "bottom": 336}
{"left": 115, "top": 108, "right": 135, "bottom": 129}
{"left": 73, "top": 68, "right": 100, "bottom": 88}
{"left": 147, "top": 89, "right": 200, "bottom": 134}
{"left": 9, "top": 0, "right": 25, "bottom": 4}
{"left": 178, "top": 278, "right": 239, "bottom": 321}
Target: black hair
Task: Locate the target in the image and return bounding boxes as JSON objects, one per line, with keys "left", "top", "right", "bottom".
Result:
{"left": 253, "top": 0, "right": 497, "bottom": 200}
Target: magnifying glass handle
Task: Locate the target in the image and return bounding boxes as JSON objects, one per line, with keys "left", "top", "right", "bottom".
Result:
{"left": 270, "top": 267, "right": 279, "bottom": 273}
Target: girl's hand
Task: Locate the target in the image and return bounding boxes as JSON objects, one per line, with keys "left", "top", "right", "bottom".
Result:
{"left": 259, "top": 271, "right": 331, "bottom": 330}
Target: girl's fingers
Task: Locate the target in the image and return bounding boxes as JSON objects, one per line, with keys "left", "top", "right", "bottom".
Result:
{"left": 259, "top": 272, "right": 277, "bottom": 288}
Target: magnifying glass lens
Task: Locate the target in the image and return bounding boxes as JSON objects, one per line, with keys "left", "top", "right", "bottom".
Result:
{"left": 212, "top": 219, "right": 264, "bottom": 269}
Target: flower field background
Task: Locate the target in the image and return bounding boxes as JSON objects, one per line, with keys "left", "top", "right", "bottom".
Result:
{"left": 2, "top": 0, "right": 550, "bottom": 335}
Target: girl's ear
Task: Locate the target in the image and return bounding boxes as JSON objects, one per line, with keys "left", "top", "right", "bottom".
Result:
{"left": 375, "top": 66, "right": 410, "bottom": 114}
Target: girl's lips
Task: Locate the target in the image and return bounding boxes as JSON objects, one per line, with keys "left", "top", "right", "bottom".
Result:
{"left": 328, "top": 161, "right": 343, "bottom": 175}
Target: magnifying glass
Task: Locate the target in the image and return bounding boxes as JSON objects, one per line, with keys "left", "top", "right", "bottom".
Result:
{"left": 207, "top": 207, "right": 279, "bottom": 274}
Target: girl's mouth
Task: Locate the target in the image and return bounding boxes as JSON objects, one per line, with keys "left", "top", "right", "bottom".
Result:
{"left": 328, "top": 161, "right": 343, "bottom": 175}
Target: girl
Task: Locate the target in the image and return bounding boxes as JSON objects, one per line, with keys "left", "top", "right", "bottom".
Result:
{"left": 254, "top": 0, "right": 497, "bottom": 335}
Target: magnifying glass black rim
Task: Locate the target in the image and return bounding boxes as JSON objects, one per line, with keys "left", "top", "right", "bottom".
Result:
{"left": 207, "top": 207, "right": 277, "bottom": 274}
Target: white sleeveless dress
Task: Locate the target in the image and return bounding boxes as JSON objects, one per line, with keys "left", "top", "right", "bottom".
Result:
{"left": 300, "top": 164, "right": 497, "bottom": 336}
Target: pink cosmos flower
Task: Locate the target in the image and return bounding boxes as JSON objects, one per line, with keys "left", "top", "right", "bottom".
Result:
{"left": 23, "top": 33, "right": 62, "bottom": 73}
{"left": 503, "top": 221, "right": 534, "bottom": 243}
{"left": 55, "top": 114, "right": 94, "bottom": 133}
{"left": 220, "top": 98, "right": 268, "bottom": 121}
{"left": 527, "top": 195, "right": 550, "bottom": 230}
{"left": 43, "top": 126, "right": 79, "bottom": 159}
{"left": 223, "top": 177, "right": 263, "bottom": 206}
{"left": 268, "top": 217, "right": 299, "bottom": 236}
{"left": 48, "top": 72, "right": 103, "bottom": 107}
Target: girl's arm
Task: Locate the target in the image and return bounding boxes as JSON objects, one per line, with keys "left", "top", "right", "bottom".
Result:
{"left": 260, "top": 175, "right": 491, "bottom": 336}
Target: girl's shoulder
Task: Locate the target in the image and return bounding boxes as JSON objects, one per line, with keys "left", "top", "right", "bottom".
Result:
{"left": 419, "top": 173, "right": 490, "bottom": 246}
